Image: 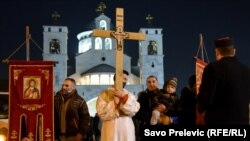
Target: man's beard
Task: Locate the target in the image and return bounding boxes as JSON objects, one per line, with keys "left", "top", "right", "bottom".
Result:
{"left": 123, "top": 82, "right": 127, "bottom": 88}
{"left": 62, "top": 89, "right": 73, "bottom": 95}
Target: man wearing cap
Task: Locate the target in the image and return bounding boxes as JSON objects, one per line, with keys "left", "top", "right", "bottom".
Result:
{"left": 197, "top": 35, "right": 250, "bottom": 124}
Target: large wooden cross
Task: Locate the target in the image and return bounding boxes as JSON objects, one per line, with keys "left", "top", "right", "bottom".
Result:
{"left": 93, "top": 8, "right": 145, "bottom": 90}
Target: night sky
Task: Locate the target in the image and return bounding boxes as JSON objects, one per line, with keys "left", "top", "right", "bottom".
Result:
{"left": 1, "top": 0, "right": 250, "bottom": 93}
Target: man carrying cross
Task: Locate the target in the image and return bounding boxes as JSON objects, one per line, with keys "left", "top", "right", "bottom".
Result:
{"left": 94, "top": 8, "right": 144, "bottom": 141}
{"left": 96, "top": 70, "right": 140, "bottom": 141}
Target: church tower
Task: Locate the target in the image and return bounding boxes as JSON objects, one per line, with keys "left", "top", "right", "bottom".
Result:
{"left": 42, "top": 26, "right": 68, "bottom": 91}
{"left": 138, "top": 15, "right": 164, "bottom": 85}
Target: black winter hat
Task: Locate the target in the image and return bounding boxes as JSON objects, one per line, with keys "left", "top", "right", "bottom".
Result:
{"left": 166, "top": 77, "right": 178, "bottom": 88}
{"left": 215, "top": 35, "right": 234, "bottom": 48}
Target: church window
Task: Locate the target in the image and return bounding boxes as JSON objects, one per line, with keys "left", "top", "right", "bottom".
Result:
{"left": 100, "top": 74, "right": 109, "bottom": 85}
{"left": 90, "top": 74, "right": 99, "bottom": 85}
{"left": 55, "top": 74, "right": 59, "bottom": 84}
{"left": 155, "top": 30, "right": 158, "bottom": 34}
{"left": 80, "top": 75, "right": 90, "bottom": 85}
{"left": 109, "top": 74, "right": 114, "bottom": 85}
{"left": 49, "top": 39, "right": 60, "bottom": 54}
{"left": 148, "top": 40, "right": 157, "bottom": 55}
{"left": 104, "top": 38, "right": 112, "bottom": 50}
{"left": 80, "top": 73, "right": 114, "bottom": 85}
{"left": 95, "top": 38, "right": 102, "bottom": 50}
{"left": 79, "top": 38, "right": 91, "bottom": 53}
{"left": 99, "top": 20, "right": 107, "bottom": 30}
{"left": 101, "top": 57, "right": 106, "bottom": 61}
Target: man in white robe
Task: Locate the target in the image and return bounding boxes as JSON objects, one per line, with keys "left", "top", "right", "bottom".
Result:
{"left": 96, "top": 70, "right": 140, "bottom": 141}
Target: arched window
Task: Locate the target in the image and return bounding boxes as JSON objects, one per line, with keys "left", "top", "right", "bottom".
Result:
{"left": 100, "top": 20, "right": 107, "bottom": 30}
{"left": 95, "top": 38, "right": 102, "bottom": 50}
{"left": 78, "top": 38, "right": 92, "bottom": 53}
{"left": 90, "top": 74, "right": 99, "bottom": 85}
{"left": 104, "top": 38, "right": 112, "bottom": 50}
{"left": 148, "top": 40, "right": 158, "bottom": 55}
{"left": 49, "top": 39, "right": 60, "bottom": 54}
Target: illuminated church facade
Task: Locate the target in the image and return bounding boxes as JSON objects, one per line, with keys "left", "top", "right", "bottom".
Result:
{"left": 42, "top": 12, "right": 164, "bottom": 116}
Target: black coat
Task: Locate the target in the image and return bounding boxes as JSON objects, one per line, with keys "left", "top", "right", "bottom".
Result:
{"left": 197, "top": 57, "right": 250, "bottom": 124}
{"left": 54, "top": 90, "right": 90, "bottom": 139}
{"left": 179, "top": 86, "right": 196, "bottom": 126}
{"left": 134, "top": 89, "right": 161, "bottom": 125}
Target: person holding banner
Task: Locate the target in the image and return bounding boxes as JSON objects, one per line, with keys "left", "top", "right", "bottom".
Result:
{"left": 197, "top": 35, "right": 250, "bottom": 124}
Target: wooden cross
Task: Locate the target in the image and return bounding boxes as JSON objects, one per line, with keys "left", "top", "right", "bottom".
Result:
{"left": 93, "top": 8, "right": 145, "bottom": 90}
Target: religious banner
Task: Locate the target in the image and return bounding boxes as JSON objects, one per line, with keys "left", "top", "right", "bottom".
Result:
{"left": 194, "top": 57, "right": 207, "bottom": 125}
{"left": 8, "top": 60, "right": 54, "bottom": 141}
{"left": 194, "top": 57, "right": 207, "bottom": 94}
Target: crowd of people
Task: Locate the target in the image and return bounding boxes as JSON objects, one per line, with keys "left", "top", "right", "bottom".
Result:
{"left": 93, "top": 34, "right": 250, "bottom": 140}
{"left": 21, "top": 35, "right": 249, "bottom": 141}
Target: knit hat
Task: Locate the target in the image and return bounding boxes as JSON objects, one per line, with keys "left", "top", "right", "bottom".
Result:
{"left": 214, "top": 35, "right": 234, "bottom": 48}
{"left": 166, "top": 77, "right": 178, "bottom": 88}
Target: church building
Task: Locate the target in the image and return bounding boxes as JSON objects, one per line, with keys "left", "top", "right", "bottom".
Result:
{"left": 42, "top": 9, "right": 165, "bottom": 116}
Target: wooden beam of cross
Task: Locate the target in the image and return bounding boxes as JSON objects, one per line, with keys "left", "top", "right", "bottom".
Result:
{"left": 93, "top": 8, "right": 145, "bottom": 90}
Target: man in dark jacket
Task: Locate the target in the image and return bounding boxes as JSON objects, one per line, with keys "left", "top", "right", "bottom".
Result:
{"left": 54, "top": 78, "right": 90, "bottom": 141}
{"left": 179, "top": 75, "right": 197, "bottom": 126}
{"left": 134, "top": 75, "right": 162, "bottom": 141}
{"left": 197, "top": 35, "right": 250, "bottom": 124}
{"left": 135, "top": 75, "right": 161, "bottom": 126}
